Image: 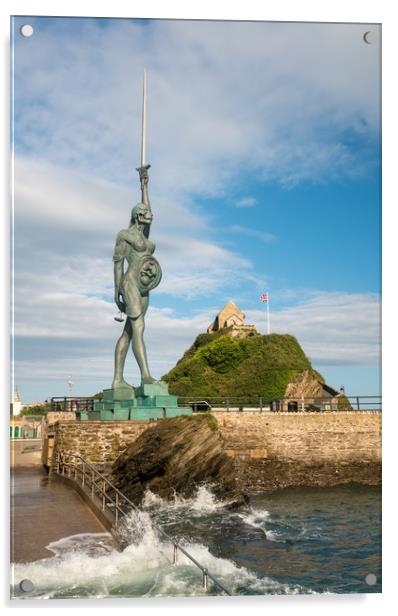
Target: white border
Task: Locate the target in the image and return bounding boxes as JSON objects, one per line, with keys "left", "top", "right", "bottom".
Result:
{"left": 1, "top": 1, "right": 396, "bottom": 615}
{"left": 0, "top": 0, "right": 389, "bottom": 21}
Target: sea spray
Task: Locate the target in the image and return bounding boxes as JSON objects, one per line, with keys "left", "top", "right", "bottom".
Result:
{"left": 12, "top": 529, "right": 302, "bottom": 598}
{"left": 11, "top": 485, "right": 311, "bottom": 598}
{"left": 237, "top": 508, "right": 271, "bottom": 538}
{"left": 142, "top": 484, "right": 226, "bottom": 514}
{"left": 11, "top": 485, "right": 380, "bottom": 597}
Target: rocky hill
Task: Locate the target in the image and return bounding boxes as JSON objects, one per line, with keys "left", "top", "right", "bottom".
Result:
{"left": 162, "top": 331, "right": 325, "bottom": 401}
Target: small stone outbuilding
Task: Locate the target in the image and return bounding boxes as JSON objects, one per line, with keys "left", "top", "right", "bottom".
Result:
{"left": 272, "top": 371, "right": 347, "bottom": 411}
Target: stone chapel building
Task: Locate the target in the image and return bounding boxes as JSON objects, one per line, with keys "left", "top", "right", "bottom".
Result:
{"left": 207, "top": 300, "right": 258, "bottom": 339}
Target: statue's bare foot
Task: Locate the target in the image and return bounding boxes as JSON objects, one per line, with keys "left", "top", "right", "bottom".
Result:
{"left": 112, "top": 378, "right": 133, "bottom": 389}
{"left": 141, "top": 376, "right": 157, "bottom": 385}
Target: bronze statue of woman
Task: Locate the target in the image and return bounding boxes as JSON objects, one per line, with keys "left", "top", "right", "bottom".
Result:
{"left": 112, "top": 165, "right": 162, "bottom": 388}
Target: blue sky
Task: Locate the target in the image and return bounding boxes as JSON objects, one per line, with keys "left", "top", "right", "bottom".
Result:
{"left": 11, "top": 16, "right": 381, "bottom": 402}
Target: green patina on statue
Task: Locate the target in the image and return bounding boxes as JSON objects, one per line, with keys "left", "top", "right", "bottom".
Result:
{"left": 112, "top": 165, "right": 162, "bottom": 389}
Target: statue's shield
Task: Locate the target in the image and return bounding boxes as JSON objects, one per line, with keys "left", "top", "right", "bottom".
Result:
{"left": 137, "top": 256, "right": 162, "bottom": 294}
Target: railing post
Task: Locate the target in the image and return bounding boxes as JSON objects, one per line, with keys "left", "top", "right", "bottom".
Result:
{"left": 226, "top": 398, "right": 229, "bottom": 412}
{"left": 102, "top": 480, "right": 106, "bottom": 511}
{"left": 172, "top": 543, "right": 177, "bottom": 565}
{"left": 91, "top": 469, "right": 95, "bottom": 498}
{"left": 259, "top": 397, "right": 263, "bottom": 412}
{"left": 115, "top": 493, "right": 119, "bottom": 527}
{"left": 356, "top": 396, "right": 360, "bottom": 411}
{"left": 203, "top": 568, "right": 208, "bottom": 592}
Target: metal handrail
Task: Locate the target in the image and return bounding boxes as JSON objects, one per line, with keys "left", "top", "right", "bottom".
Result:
{"left": 179, "top": 395, "right": 382, "bottom": 401}
{"left": 180, "top": 394, "right": 382, "bottom": 413}
{"left": 53, "top": 452, "right": 231, "bottom": 596}
{"left": 48, "top": 394, "right": 382, "bottom": 414}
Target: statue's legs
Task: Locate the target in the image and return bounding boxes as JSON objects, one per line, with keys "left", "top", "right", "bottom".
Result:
{"left": 131, "top": 314, "right": 156, "bottom": 384}
{"left": 112, "top": 318, "right": 132, "bottom": 388}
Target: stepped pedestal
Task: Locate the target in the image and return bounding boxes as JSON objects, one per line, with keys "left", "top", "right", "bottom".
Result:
{"left": 80, "top": 381, "right": 192, "bottom": 421}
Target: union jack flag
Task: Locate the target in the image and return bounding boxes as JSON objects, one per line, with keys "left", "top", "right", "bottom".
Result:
{"left": 260, "top": 293, "right": 269, "bottom": 302}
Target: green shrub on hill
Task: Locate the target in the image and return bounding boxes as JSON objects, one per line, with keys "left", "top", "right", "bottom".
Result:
{"left": 163, "top": 332, "right": 320, "bottom": 401}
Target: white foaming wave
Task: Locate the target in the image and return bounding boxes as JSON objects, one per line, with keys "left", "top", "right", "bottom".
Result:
{"left": 12, "top": 526, "right": 174, "bottom": 599}
{"left": 238, "top": 508, "right": 293, "bottom": 542}
{"left": 141, "top": 490, "right": 166, "bottom": 509}
{"left": 162, "top": 541, "right": 314, "bottom": 595}
{"left": 264, "top": 530, "right": 284, "bottom": 542}
{"left": 142, "top": 485, "right": 226, "bottom": 514}
{"left": 238, "top": 508, "right": 271, "bottom": 533}
{"left": 118, "top": 507, "right": 163, "bottom": 549}
{"left": 11, "top": 510, "right": 313, "bottom": 598}
{"left": 47, "top": 532, "right": 114, "bottom": 557}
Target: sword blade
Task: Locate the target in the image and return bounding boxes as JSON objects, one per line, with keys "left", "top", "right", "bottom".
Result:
{"left": 140, "top": 68, "right": 147, "bottom": 167}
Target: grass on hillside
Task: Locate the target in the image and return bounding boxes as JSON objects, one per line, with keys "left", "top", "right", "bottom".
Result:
{"left": 163, "top": 332, "right": 321, "bottom": 401}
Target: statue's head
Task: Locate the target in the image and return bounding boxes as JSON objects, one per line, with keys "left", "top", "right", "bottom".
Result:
{"left": 130, "top": 202, "right": 153, "bottom": 226}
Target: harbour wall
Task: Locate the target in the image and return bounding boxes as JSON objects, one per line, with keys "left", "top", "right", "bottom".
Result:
{"left": 47, "top": 412, "right": 381, "bottom": 490}
{"left": 49, "top": 420, "right": 152, "bottom": 467}
{"left": 215, "top": 411, "right": 381, "bottom": 490}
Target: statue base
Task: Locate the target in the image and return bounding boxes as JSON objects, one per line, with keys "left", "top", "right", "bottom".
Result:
{"left": 79, "top": 381, "right": 192, "bottom": 421}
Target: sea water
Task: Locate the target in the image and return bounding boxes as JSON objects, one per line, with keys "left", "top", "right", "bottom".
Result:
{"left": 11, "top": 484, "right": 381, "bottom": 598}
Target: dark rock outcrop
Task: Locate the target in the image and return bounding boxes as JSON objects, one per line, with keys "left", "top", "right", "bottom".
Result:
{"left": 110, "top": 414, "right": 247, "bottom": 508}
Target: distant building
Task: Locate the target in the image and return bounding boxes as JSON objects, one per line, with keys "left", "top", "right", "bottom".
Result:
{"left": 10, "top": 387, "right": 22, "bottom": 417}
{"left": 10, "top": 415, "right": 43, "bottom": 439}
{"left": 207, "top": 300, "right": 258, "bottom": 339}
{"left": 272, "top": 372, "right": 347, "bottom": 411}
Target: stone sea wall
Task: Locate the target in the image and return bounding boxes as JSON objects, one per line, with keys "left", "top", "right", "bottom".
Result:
{"left": 49, "top": 412, "right": 381, "bottom": 490}
{"left": 51, "top": 420, "right": 153, "bottom": 466}
{"left": 216, "top": 411, "right": 382, "bottom": 490}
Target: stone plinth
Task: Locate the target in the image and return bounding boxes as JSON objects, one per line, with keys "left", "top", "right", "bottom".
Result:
{"left": 81, "top": 381, "right": 192, "bottom": 421}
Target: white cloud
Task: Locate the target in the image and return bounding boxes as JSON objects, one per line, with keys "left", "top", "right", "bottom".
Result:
{"left": 13, "top": 156, "right": 252, "bottom": 300}
{"left": 13, "top": 19, "right": 380, "bottom": 194}
{"left": 246, "top": 291, "right": 380, "bottom": 366}
{"left": 228, "top": 225, "right": 276, "bottom": 243}
{"left": 13, "top": 289, "right": 380, "bottom": 401}
{"left": 13, "top": 156, "right": 204, "bottom": 236}
{"left": 235, "top": 197, "right": 257, "bottom": 208}
{"left": 13, "top": 300, "right": 215, "bottom": 390}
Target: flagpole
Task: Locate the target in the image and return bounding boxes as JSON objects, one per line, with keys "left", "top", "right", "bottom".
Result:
{"left": 266, "top": 294, "right": 270, "bottom": 335}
